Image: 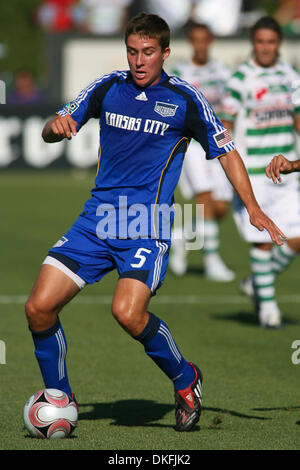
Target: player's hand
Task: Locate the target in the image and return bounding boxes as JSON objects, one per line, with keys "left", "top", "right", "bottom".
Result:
{"left": 50, "top": 114, "right": 78, "bottom": 140}
{"left": 249, "top": 206, "right": 286, "bottom": 246}
{"left": 42, "top": 114, "right": 78, "bottom": 142}
{"left": 265, "top": 154, "right": 293, "bottom": 184}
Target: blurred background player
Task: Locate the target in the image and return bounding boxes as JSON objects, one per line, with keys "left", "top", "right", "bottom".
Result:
{"left": 7, "top": 67, "right": 47, "bottom": 106}
{"left": 222, "top": 16, "right": 300, "bottom": 328}
{"left": 169, "top": 22, "right": 235, "bottom": 281}
{"left": 73, "top": 0, "right": 134, "bottom": 36}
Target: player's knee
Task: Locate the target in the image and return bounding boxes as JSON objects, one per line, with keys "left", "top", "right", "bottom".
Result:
{"left": 111, "top": 300, "right": 136, "bottom": 332}
{"left": 25, "top": 296, "right": 57, "bottom": 331}
{"left": 214, "top": 201, "right": 229, "bottom": 220}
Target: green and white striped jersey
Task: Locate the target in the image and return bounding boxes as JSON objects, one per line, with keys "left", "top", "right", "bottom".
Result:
{"left": 222, "top": 58, "right": 300, "bottom": 174}
{"left": 171, "top": 59, "right": 231, "bottom": 117}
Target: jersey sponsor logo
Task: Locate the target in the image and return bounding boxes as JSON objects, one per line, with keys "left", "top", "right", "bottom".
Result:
{"left": 255, "top": 87, "right": 268, "bottom": 101}
{"left": 213, "top": 129, "right": 233, "bottom": 148}
{"left": 154, "top": 101, "right": 178, "bottom": 118}
{"left": 64, "top": 101, "right": 80, "bottom": 115}
{"left": 251, "top": 107, "right": 293, "bottom": 127}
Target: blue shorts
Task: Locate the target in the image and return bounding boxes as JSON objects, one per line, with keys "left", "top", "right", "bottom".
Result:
{"left": 44, "top": 223, "right": 170, "bottom": 295}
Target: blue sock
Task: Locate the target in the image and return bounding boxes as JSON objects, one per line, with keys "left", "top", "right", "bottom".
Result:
{"left": 135, "top": 313, "right": 195, "bottom": 390}
{"left": 31, "top": 319, "right": 72, "bottom": 397}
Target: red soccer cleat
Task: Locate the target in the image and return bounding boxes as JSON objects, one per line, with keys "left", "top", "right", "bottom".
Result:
{"left": 174, "top": 362, "right": 203, "bottom": 432}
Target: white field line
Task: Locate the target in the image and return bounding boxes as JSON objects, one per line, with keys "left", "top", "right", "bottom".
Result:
{"left": 1, "top": 294, "right": 300, "bottom": 305}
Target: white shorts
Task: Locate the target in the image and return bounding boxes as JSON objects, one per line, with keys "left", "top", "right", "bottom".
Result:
{"left": 179, "top": 139, "right": 233, "bottom": 201}
{"left": 233, "top": 173, "right": 300, "bottom": 242}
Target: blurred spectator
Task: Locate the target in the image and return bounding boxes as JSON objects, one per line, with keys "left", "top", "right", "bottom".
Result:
{"left": 74, "top": 0, "right": 133, "bottom": 35}
{"left": 143, "top": 0, "right": 242, "bottom": 35}
{"left": 7, "top": 68, "right": 47, "bottom": 105}
{"left": 142, "top": 0, "right": 191, "bottom": 32}
{"left": 36, "top": 0, "right": 78, "bottom": 32}
{"left": 242, "top": 0, "right": 279, "bottom": 16}
{"left": 274, "top": 0, "right": 300, "bottom": 35}
{"left": 191, "top": 0, "right": 243, "bottom": 36}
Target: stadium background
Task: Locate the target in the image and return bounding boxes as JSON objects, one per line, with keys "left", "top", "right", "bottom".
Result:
{"left": 0, "top": 0, "right": 299, "bottom": 451}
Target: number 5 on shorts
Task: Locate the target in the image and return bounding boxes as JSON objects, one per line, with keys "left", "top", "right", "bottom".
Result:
{"left": 130, "top": 248, "right": 152, "bottom": 268}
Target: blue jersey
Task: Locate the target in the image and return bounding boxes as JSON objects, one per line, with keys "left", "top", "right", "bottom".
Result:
{"left": 58, "top": 70, "right": 235, "bottom": 239}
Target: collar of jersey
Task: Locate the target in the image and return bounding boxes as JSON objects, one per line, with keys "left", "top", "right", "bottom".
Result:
{"left": 249, "top": 58, "right": 278, "bottom": 73}
{"left": 126, "top": 69, "right": 169, "bottom": 91}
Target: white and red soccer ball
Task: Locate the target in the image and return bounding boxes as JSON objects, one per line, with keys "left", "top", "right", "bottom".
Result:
{"left": 23, "top": 388, "right": 78, "bottom": 439}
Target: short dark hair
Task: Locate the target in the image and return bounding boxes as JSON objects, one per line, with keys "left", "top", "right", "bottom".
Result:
{"left": 125, "top": 13, "right": 170, "bottom": 51}
{"left": 251, "top": 16, "right": 282, "bottom": 41}
{"left": 188, "top": 21, "right": 213, "bottom": 37}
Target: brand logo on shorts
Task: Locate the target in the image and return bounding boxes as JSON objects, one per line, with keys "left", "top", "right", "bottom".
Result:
{"left": 154, "top": 101, "right": 178, "bottom": 118}
{"left": 53, "top": 236, "right": 68, "bottom": 248}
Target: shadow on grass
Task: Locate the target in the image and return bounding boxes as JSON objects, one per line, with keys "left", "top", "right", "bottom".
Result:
{"left": 24, "top": 433, "right": 78, "bottom": 439}
{"left": 211, "top": 311, "right": 299, "bottom": 327}
{"left": 252, "top": 406, "right": 300, "bottom": 427}
{"left": 185, "top": 266, "right": 205, "bottom": 276}
{"left": 252, "top": 406, "right": 300, "bottom": 412}
{"left": 204, "top": 406, "right": 269, "bottom": 421}
{"left": 79, "top": 400, "right": 175, "bottom": 429}
{"left": 78, "top": 399, "right": 270, "bottom": 428}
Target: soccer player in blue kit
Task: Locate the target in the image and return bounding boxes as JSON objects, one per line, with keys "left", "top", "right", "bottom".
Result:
{"left": 25, "top": 13, "right": 285, "bottom": 432}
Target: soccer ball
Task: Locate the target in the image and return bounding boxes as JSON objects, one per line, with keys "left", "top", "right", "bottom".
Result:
{"left": 23, "top": 388, "right": 78, "bottom": 439}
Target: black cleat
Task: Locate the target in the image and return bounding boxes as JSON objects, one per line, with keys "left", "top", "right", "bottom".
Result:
{"left": 174, "top": 362, "right": 203, "bottom": 432}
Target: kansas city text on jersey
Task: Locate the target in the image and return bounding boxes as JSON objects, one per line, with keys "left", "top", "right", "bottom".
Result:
{"left": 105, "top": 112, "right": 170, "bottom": 136}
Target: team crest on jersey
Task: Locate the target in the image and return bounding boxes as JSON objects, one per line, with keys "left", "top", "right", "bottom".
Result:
{"left": 154, "top": 101, "right": 178, "bottom": 118}
{"left": 65, "top": 101, "right": 79, "bottom": 115}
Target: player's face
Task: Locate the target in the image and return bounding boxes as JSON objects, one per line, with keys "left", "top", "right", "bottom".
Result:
{"left": 126, "top": 34, "right": 170, "bottom": 88}
{"left": 252, "top": 28, "right": 281, "bottom": 68}
{"left": 189, "top": 28, "right": 213, "bottom": 65}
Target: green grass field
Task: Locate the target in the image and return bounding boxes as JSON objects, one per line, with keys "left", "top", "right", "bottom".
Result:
{"left": 0, "top": 170, "right": 299, "bottom": 450}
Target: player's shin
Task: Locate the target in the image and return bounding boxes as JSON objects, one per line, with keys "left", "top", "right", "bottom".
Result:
{"left": 203, "top": 219, "right": 235, "bottom": 281}
{"left": 272, "top": 242, "right": 296, "bottom": 275}
{"left": 134, "top": 312, "right": 195, "bottom": 390}
{"left": 250, "top": 247, "right": 281, "bottom": 326}
{"left": 30, "top": 318, "right": 72, "bottom": 397}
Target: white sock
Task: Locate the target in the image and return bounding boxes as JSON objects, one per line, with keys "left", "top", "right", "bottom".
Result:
{"left": 203, "top": 219, "right": 219, "bottom": 257}
{"left": 272, "top": 242, "right": 296, "bottom": 275}
{"left": 250, "top": 247, "right": 278, "bottom": 313}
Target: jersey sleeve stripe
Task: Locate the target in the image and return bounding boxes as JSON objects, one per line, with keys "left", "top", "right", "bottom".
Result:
{"left": 74, "top": 71, "right": 128, "bottom": 107}
{"left": 169, "top": 76, "right": 223, "bottom": 133}
{"left": 59, "top": 71, "right": 128, "bottom": 117}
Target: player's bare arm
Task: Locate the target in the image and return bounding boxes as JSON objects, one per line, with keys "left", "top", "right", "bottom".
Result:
{"left": 221, "top": 119, "right": 234, "bottom": 131}
{"left": 265, "top": 154, "right": 300, "bottom": 183}
{"left": 42, "top": 114, "right": 78, "bottom": 143}
{"left": 219, "top": 149, "right": 286, "bottom": 245}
